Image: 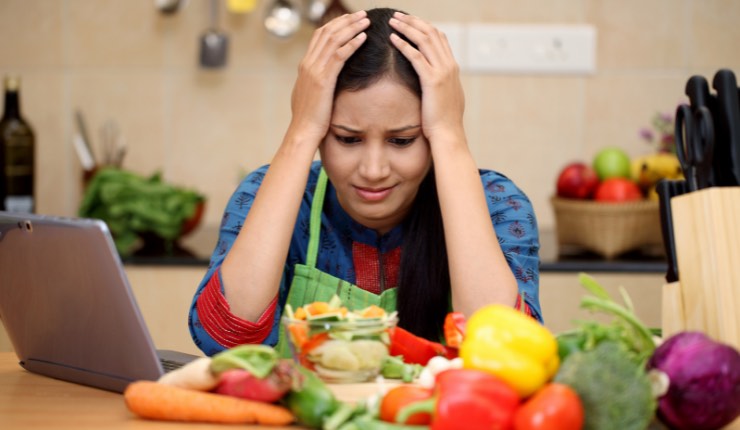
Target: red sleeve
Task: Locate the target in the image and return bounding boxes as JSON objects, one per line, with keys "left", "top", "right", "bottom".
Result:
{"left": 514, "top": 293, "right": 533, "bottom": 318}
{"left": 195, "top": 271, "right": 277, "bottom": 348}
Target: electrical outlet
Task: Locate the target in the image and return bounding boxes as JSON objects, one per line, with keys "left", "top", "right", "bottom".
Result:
{"left": 465, "top": 24, "right": 596, "bottom": 74}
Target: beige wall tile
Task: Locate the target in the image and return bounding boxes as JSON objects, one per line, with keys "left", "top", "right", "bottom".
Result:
{"left": 688, "top": 0, "right": 740, "bottom": 71}
{"left": 68, "top": 71, "right": 167, "bottom": 174}
{"left": 167, "top": 70, "right": 275, "bottom": 225}
{"left": 587, "top": 0, "right": 687, "bottom": 70}
{"left": 66, "top": 0, "right": 168, "bottom": 68}
{"left": 467, "top": 76, "right": 586, "bottom": 229}
{"left": 0, "top": 0, "right": 64, "bottom": 68}
{"left": 479, "top": 0, "right": 588, "bottom": 23}
{"left": 583, "top": 74, "right": 688, "bottom": 159}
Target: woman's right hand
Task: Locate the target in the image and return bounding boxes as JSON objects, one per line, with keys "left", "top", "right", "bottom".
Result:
{"left": 288, "top": 11, "right": 370, "bottom": 145}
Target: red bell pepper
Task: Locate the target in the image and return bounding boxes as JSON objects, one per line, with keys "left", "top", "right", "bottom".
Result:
{"left": 396, "top": 368, "right": 521, "bottom": 430}
{"left": 443, "top": 312, "right": 467, "bottom": 348}
{"left": 389, "top": 326, "right": 457, "bottom": 366}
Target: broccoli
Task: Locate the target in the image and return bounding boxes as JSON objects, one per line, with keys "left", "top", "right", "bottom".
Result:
{"left": 557, "top": 273, "right": 657, "bottom": 366}
{"left": 555, "top": 340, "right": 656, "bottom": 430}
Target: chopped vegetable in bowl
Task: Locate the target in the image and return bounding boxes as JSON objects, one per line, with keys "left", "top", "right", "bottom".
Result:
{"left": 282, "top": 296, "right": 397, "bottom": 383}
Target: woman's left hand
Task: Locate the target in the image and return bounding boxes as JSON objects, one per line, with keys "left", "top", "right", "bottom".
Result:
{"left": 389, "top": 12, "right": 465, "bottom": 144}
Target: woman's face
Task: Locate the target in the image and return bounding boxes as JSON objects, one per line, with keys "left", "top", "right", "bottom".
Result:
{"left": 320, "top": 77, "right": 432, "bottom": 234}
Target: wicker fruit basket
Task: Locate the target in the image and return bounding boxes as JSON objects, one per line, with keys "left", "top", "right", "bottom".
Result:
{"left": 550, "top": 196, "right": 664, "bottom": 259}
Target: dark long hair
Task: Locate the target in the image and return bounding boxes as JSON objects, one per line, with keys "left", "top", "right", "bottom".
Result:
{"left": 336, "top": 8, "right": 450, "bottom": 341}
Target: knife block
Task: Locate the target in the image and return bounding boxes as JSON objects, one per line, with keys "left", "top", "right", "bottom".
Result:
{"left": 661, "top": 281, "right": 685, "bottom": 338}
{"left": 669, "top": 187, "right": 740, "bottom": 349}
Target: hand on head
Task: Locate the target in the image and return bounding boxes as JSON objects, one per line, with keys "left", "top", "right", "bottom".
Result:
{"left": 289, "top": 8, "right": 464, "bottom": 149}
{"left": 289, "top": 10, "right": 370, "bottom": 145}
{"left": 388, "top": 12, "right": 465, "bottom": 143}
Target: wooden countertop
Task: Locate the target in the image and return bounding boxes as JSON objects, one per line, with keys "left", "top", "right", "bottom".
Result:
{"left": 4, "top": 352, "right": 740, "bottom": 430}
{"left": 0, "top": 352, "right": 391, "bottom": 430}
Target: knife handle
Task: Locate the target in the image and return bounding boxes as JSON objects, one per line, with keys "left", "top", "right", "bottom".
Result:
{"left": 657, "top": 180, "right": 678, "bottom": 283}
{"left": 712, "top": 69, "right": 740, "bottom": 185}
{"left": 685, "top": 75, "right": 713, "bottom": 110}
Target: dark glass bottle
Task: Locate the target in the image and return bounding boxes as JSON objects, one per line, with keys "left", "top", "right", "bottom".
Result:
{"left": 0, "top": 76, "right": 35, "bottom": 213}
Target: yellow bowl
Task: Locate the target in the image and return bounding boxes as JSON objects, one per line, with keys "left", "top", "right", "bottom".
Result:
{"left": 281, "top": 314, "right": 398, "bottom": 383}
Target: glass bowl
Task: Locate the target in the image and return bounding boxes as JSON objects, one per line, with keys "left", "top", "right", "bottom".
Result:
{"left": 282, "top": 311, "right": 398, "bottom": 383}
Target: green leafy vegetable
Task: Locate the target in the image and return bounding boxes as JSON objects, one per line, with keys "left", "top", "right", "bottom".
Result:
{"left": 556, "top": 273, "right": 656, "bottom": 366}
{"left": 210, "top": 344, "right": 279, "bottom": 379}
{"left": 79, "top": 167, "right": 204, "bottom": 256}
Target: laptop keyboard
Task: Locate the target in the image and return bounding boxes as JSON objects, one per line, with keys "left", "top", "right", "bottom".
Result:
{"left": 157, "top": 349, "right": 200, "bottom": 373}
{"left": 160, "top": 358, "right": 185, "bottom": 372}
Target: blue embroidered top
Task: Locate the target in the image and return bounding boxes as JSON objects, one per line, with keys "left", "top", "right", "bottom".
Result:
{"left": 189, "top": 161, "right": 541, "bottom": 356}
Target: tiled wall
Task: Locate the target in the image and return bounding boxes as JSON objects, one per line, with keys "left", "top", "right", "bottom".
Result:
{"left": 1, "top": 0, "right": 739, "bottom": 231}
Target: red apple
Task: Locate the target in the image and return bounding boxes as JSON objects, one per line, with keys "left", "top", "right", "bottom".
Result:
{"left": 594, "top": 178, "right": 643, "bottom": 202}
{"left": 556, "top": 162, "right": 600, "bottom": 199}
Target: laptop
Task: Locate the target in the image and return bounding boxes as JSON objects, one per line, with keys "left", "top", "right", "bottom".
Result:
{"left": 0, "top": 211, "right": 199, "bottom": 393}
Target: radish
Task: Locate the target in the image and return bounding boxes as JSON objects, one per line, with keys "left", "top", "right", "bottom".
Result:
{"left": 157, "top": 357, "right": 219, "bottom": 391}
{"left": 214, "top": 359, "right": 294, "bottom": 403}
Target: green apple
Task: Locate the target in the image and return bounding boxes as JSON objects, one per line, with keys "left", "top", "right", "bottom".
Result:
{"left": 593, "top": 147, "right": 632, "bottom": 181}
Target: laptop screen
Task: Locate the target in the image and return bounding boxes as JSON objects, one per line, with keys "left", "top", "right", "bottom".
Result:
{"left": 0, "top": 212, "right": 168, "bottom": 392}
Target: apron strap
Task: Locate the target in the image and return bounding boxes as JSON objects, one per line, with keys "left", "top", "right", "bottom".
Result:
{"left": 306, "top": 168, "right": 328, "bottom": 268}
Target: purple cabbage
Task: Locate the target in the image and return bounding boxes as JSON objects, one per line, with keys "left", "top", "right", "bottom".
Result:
{"left": 647, "top": 331, "right": 740, "bottom": 430}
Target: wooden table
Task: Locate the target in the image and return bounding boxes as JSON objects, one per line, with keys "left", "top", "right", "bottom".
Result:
{"left": 0, "top": 352, "right": 391, "bottom": 430}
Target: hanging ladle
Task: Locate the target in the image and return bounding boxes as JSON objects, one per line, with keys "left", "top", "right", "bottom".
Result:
{"left": 264, "top": 0, "right": 302, "bottom": 38}
{"left": 199, "top": 0, "right": 229, "bottom": 68}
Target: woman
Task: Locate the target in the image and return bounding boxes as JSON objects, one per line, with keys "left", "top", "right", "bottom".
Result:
{"left": 189, "top": 8, "right": 541, "bottom": 357}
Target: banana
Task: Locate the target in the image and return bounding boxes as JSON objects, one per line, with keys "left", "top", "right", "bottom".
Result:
{"left": 631, "top": 153, "right": 684, "bottom": 200}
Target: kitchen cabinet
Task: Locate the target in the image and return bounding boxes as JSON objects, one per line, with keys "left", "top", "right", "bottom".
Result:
{"left": 0, "top": 266, "right": 206, "bottom": 355}
{"left": 124, "top": 265, "right": 206, "bottom": 356}
{"left": 122, "top": 268, "right": 665, "bottom": 355}
{"left": 0, "top": 325, "right": 9, "bottom": 351}
{"left": 540, "top": 272, "right": 664, "bottom": 335}
{"left": 0, "top": 268, "right": 664, "bottom": 354}
{"left": 121, "top": 270, "right": 668, "bottom": 350}
{"left": 0, "top": 226, "right": 668, "bottom": 353}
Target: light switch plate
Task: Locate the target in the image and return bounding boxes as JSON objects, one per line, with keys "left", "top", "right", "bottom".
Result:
{"left": 465, "top": 24, "right": 597, "bottom": 74}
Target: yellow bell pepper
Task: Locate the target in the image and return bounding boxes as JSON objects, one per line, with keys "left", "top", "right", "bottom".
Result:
{"left": 459, "top": 304, "right": 559, "bottom": 398}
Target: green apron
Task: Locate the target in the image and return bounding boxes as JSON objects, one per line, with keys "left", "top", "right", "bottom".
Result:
{"left": 275, "top": 169, "right": 398, "bottom": 357}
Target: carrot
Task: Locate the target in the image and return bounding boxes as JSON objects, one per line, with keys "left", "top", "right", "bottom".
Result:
{"left": 124, "top": 380, "right": 295, "bottom": 426}
{"left": 302, "top": 332, "right": 330, "bottom": 356}
{"left": 293, "top": 306, "right": 307, "bottom": 320}
{"left": 360, "top": 304, "right": 386, "bottom": 318}
{"left": 288, "top": 322, "right": 309, "bottom": 349}
{"left": 306, "top": 301, "right": 331, "bottom": 315}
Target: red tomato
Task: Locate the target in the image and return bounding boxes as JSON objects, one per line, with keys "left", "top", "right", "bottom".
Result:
{"left": 379, "top": 385, "right": 433, "bottom": 425}
{"left": 594, "top": 178, "right": 643, "bottom": 202}
{"left": 514, "top": 383, "right": 584, "bottom": 430}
